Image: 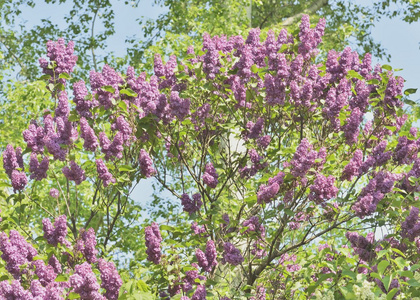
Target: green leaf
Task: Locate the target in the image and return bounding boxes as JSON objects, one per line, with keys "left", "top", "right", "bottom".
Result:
{"left": 408, "top": 278, "right": 420, "bottom": 287}
{"left": 119, "top": 165, "right": 135, "bottom": 172}
{"left": 39, "top": 74, "right": 51, "bottom": 81}
{"left": 251, "top": 64, "right": 258, "bottom": 73}
{"left": 347, "top": 70, "right": 363, "bottom": 80}
{"left": 387, "top": 288, "right": 398, "bottom": 300}
{"left": 55, "top": 274, "right": 68, "bottom": 282}
{"left": 381, "top": 64, "right": 393, "bottom": 71}
{"left": 378, "top": 260, "right": 390, "bottom": 275}
{"left": 58, "top": 72, "right": 71, "bottom": 79}
{"left": 369, "top": 272, "right": 381, "bottom": 280}
{"left": 120, "top": 88, "right": 138, "bottom": 97}
{"left": 68, "top": 292, "right": 80, "bottom": 299}
{"left": 102, "top": 85, "right": 115, "bottom": 93}
{"left": 382, "top": 275, "right": 392, "bottom": 291}
{"left": 404, "top": 88, "right": 417, "bottom": 95}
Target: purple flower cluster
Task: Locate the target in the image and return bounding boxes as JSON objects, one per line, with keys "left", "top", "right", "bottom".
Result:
{"left": 202, "top": 33, "right": 222, "bottom": 80}
{"left": 76, "top": 228, "right": 99, "bottom": 263}
{"left": 342, "top": 150, "right": 363, "bottom": 181}
{"left": 181, "top": 193, "right": 203, "bottom": 214}
{"left": 346, "top": 232, "right": 376, "bottom": 262}
{"left": 31, "top": 259, "right": 57, "bottom": 286}
{"left": 257, "top": 171, "right": 284, "bottom": 204}
{"left": 114, "top": 116, "right": 133, "bottom": 145}
{"left": 195, "top": 240, "right": 218, "bottom": 272}
{"left": 39, "top": 38, "right": 77, "bottom": 83}
{"left": 96, "top": 159, "right": 115, "bottom": 187}
{"left": 202, "top": 162, "right": 218, "bottom": 188}
{"left": 240, "top": 149, "right": 268, "bottom": 178}
{"left": 145, "top": 222, "right": 162, "bottom": 264}
{"left": 279, "top": 253, "right": 301, "bottom": 273}
{"left": 182, "top": 263, "right": 206, "bottom": 292}
{"left": 69, "top": 262, "right": 104, "bottom": 299}
{"left": 242, "top": 216, "right": 265, "bottom": 235}
{"left": 73, "top": 80, "right": 96, "bottom": 117}
{"left": 42, "top": 215, "right": 71, "bottom": 247}
{"left": 29, "top": 153, "right": 49, "bottom": 181}
{"left": 250, "top": 285, "right": 266, "bottom": 300}
{"left": 343, "top": 108, "right": 363, "bottom": 145}
{"left": 139, "top": 149, "right": 156, "bottom": 178}
{"left": 49, "top": 188, "right": 60, "bottom": 198}
{"left": 290, "top": 139, "right": 318, "bottom": 178}
{"left": 0, "top": 216, "right": 122, "bottom": 299}
{"left": 80, "top": 117, "right": 99, "bottom": 151}
{"left": 90, "top": 64, "right": 123, "bottom": 109}
{"left": 99, "top": 131, "right": 124, "bottom": 160}
{"left": 401, "top": 207, "right": 420, "bottom": 241}
{"left": 322, "top": 79, "right": 351, "bottom": 128}
{"left": 308, "top": 174, "right": 338, "bottom": 205}
{"left": 62, "top": 161, "right": 86, "bottom": 185}
{"left": 2, "top": 144, "right": 27, "bottom": 191}
{"left": 0, "top": 230, "right": 38, "bottom": 278}
{"left": 246, "top": 118, "right": 264, "bottom": 139}
{"left": 298, "top": 15, "right": 325, "bottom": 59}
{"left": 384, "top": 75, "right": 404, "bottom": 112}
{"left": 352, "top": 171, "right": 398, "bottom": 217}
{"left": 222, "top": 242, "right": 244, "bottom": 265}
{"left": 98, "top": 259, "right": 123, "bottom": 300}
{"left": 393, "top": 132, "right": 419, "bottom": 165}
{"left": 191, "top": 222, "right": 206, "bottom": 235}
{"left": 169, "top": 91, "right": 190, "bottom": 120}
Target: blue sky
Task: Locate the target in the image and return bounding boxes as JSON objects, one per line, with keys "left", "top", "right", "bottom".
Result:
{"left": 18, "top": 1, "right": 420, "bottom": 205}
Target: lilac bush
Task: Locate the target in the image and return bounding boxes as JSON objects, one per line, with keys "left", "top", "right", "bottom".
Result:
{"left": 2, "top": 12, "right": 420, "bottom": 299}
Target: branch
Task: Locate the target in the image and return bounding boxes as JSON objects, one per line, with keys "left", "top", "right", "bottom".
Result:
{"left": 282, "top": 0, "right": 329, "bottom": 26}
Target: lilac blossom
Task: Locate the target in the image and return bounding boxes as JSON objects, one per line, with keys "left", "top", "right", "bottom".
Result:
{"left": 11, "top": 170, "right": 27, "bottom": 191}
{"left": 139, "top": 149, "right": 156, "bottom": 177}
{"left": 401, "top": 207, "right": 420, "bottom": 241}
{"left": 0, "top": 230, "right": 38, "bottom": 279}
{"left": 203, "top": 162, "right": 218, "bottom": 188}
{"left": 76, "top": 228, "right": 99, "bottom": 264}
{"left": 191, "top": 222, "right": 206, "bottom": 235}
{"left": 290, "top": 138, "right": 317, "bottom": 178}
{"left": 342, "top": 150, "right": 363, "bottom": 181}
{"left": 29, "top": 153, "right": 49, "bottom": 181}
{"left": 145, "top": 222, "right": 162, "bottom": 264}
{"left": 23, "top": 123, "right": 45, "bottom": 153}
{"left": 80, "top": 117, "right": 99, "bottom": 151}
{"left": 96, "top": 159, "right": 115, "bottom": 187}
{"left": 242, "top": 216, "right": 265, "bottom": 235}
{"left": 3, "top": 144, "right": 23, "bottom": 177}
{"left": 196, "top": 240, "right": 217, "bottom": 272}
{"left": 343, "top": 108, "right": 363, "bottom": 145}
{"left": 62, "top": 161, "right": 86, "bottom": 185}
{"left": 181, "top": 193, "right": 202, "bottom": 214}
{"left": 69, "top": 262, "right": 103, "bottom": 299}
{"left": 346, "top": 232, "right": 376, "bottom": 262}
{"left": 42, "top": 215, "right": 71, "bottom": 247}
{"left": 98, "top": 259, "right": 123, "bottom": 300}
{"left": 49, "top": 188, "right": 59, "bottom": 198}
{"left": 246, "top": 118, "right": 264, "bottom": 139}
{"left": 170, "top": 91, "right": 190, "bottom": 120}
{"left": 191, "top": 285, "right": 207, "bottom": 300}
{"left": 222, "top": 242, "right": 244, "bottom": 265}
{"left": 39, "top": 38, "right": 77, "bottom": 83}
{"left": 308, "top": 174, "right": 338, "bottom": 204}
{"left": 257, "top": 172, "right": 285, "bottom": 204}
